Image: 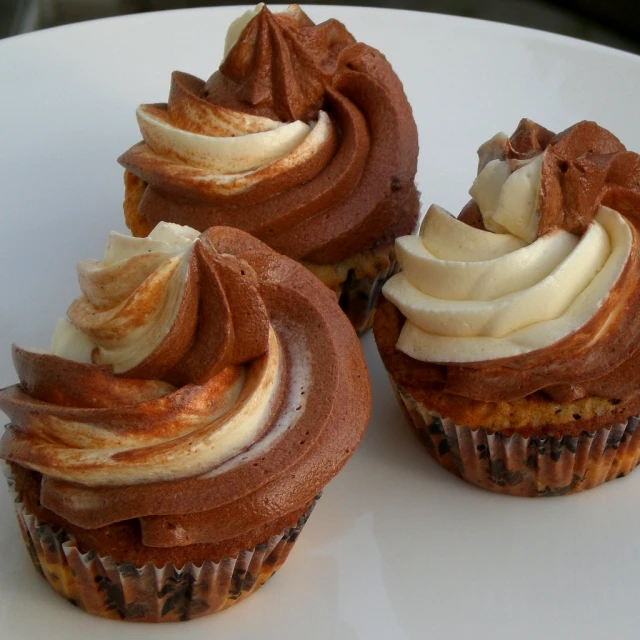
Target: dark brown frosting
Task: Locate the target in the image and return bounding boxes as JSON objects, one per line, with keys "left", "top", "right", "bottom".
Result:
{"left": 414, "top": 120, "right": 640, "bottom": 403}
{"left": 0, "top": 227, "right": 371, "bottom": 548}
{"left": 118, "top": 4, "right": 419, "bottom": 264}
{"left": 205, "top": 6, "right": 351, "bottom": 122}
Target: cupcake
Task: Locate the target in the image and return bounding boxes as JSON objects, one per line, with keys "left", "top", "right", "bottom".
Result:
{"left": 118, "top": 3, "right": 420, "bottom": 334}
{"left": 0, "top": 222, "right": 371, "bottom": 621}
{"left": 374, "top": 119, "right": 640, "bottom": 496}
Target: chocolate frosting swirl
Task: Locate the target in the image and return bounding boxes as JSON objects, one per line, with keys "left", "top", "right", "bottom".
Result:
{"left": 0, "top": 225, "right": 371, "bottom": 547}
{"left": 208, "top": 4, "right": 351, "bottom": 122}
{"left": 118, "top": 4, "right": 419, "bottom": 264}
{"left": 390, "top": 120, "right": 640, "bottom": 403}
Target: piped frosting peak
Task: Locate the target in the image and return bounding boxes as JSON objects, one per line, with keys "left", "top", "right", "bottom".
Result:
{"left": 53, "top": 222, "right": 269, "bottom": 384}
{"left": 208, "top": 4, "right": 356, "bottom": 122}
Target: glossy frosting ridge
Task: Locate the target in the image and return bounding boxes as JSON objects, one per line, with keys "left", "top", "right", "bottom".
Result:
{"left": 118, "top": 3, "right": 419, "bottom": 263}
{"left": 384, "top": 119, "right": 640, "bottom": 402}
{"left": 0, "top": 225, "right": 371, "bottom": 547}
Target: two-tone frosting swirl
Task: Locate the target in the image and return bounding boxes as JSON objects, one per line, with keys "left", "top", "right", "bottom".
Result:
{"left": 0, "top": 224, "right": 371, "bottom": 548}
{"left": 118, "top": 3, "right": 419, "bottom": 264}
{"left": 383, "top": 120, "right": 640, "bottom": 402}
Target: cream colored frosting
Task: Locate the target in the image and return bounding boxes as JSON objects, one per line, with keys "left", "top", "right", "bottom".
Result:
{"left": 50, "top": 318, "right": 96, "bottom": 364}
{"left": 469, "top": 154, "right": 543, "bottom": 242}
{"left": 383, "top": 161, "right": 634, "bottom": 363}
{"left": 135, "top": 105, "right": 333, "bottom": 196}
{"left": 137, "top": 105, "right": 311, "bottom": 173}
{"left": 51, "top": 222, "right": 199, "bottom": 372}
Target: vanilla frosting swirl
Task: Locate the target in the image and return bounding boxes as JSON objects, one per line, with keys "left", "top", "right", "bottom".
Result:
{"left": 386, "top": 198, "right": 632, "bottom": 363}
{"left": 0, "top": 226, "right": 370, "bottom": 547}
{"left": 382, "top": 120, "right": 640, "bottom": 402}
{"left": 118, "top": 3, "right": 419, "bottom": 264}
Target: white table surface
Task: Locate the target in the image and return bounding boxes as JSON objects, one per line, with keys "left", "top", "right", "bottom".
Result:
{"left": 1, "top": 5, "right": 640, "bottom": 638}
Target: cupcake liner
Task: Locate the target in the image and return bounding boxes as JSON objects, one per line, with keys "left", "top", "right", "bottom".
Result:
{"left": 12, "top": 493, "right": 320, "bottom": 622}
{"left": 392, "top": 380, "right": 640, "bottom": 496}
{"left": 336, "top": 259, "right": 397, "bottom": 335}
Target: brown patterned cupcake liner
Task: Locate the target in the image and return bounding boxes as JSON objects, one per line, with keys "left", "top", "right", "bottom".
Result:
{"left": 336, "top": 260, "right": 397, "bottom": 335}
{"left": 392, "top": 380, "right": 640, "bottom": 496}
{"left": 8, "top": 479, "right": 320, "bottom": 622}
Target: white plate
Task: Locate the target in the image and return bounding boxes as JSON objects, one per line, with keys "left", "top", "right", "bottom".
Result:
{"left": 2, "top": 5, "right": 640, "bottom": 638}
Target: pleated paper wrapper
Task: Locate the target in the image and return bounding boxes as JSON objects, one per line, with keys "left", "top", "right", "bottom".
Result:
{"left": 335, "top": 258, "right": 397, "bottom": 335}
{"left": 392, "top": 380, "right": 640, "bottom": 496}
{"left": 6, "top": 473, "right": 319, "bottom": 623}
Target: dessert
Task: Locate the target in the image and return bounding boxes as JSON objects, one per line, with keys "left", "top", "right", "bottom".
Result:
{"left": 374, "top": 119, "right": 640, "bottom": 496}
{"left": 118, "top": 3, "right": 420, "bottom": 333}
{"left": 0, "top": 222, "right": 371, "bottom": 620}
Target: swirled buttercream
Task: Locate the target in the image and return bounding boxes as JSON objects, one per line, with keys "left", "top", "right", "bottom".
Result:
{"left": 0, "top": 225, "right": 371, "bottom": 547}
{"left": 383, "top": 120, "right": 640, "bottom": 402}
{"left": 118, "top": 3, "right": 419, "bottom": 264}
